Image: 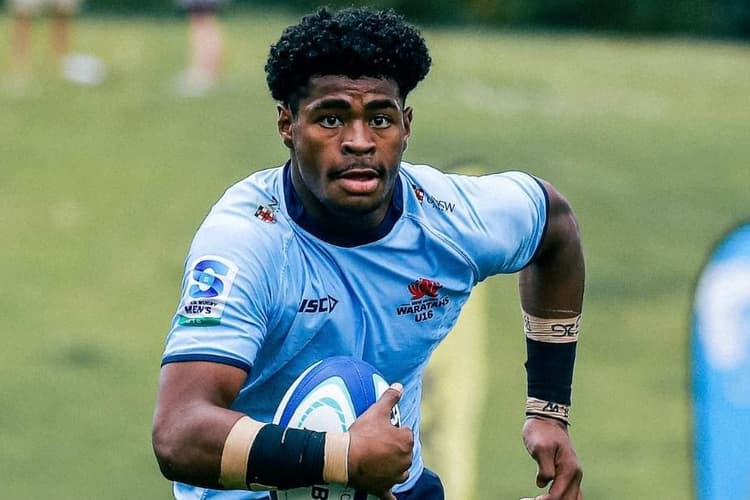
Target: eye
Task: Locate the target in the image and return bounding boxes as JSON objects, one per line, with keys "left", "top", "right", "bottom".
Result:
{"left": 370, "top": 115, "right": 393, "bottom": 129}
{"left": 319, "top": 115, "right": 343, "bottom": 128}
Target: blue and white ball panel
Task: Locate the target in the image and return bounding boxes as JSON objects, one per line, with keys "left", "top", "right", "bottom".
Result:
{"left": 274, "top": 356, "right": 393, "bottom": 430}
{"left": 272, "top": 357, "right": 394, "bottom": 500}
{"left": 272, "top": 484, "right": 368, "bottom": 500}
{"left": 274, "top": 365, "right": 358, "bottom": 433}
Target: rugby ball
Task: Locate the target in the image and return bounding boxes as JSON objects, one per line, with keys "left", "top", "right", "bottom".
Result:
{"left": 271, "top": 356, "right": 400, "bottom": 500}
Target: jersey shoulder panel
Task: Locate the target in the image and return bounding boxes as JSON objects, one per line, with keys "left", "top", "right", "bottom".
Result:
{"left": 400, "top": 162, "right": 548, "bottom": 280}
{"left": 195, "top": 167, "right": 293, "bottom": 254}
{"left": 162, "top": 167, "right": 294, "bottom": 370}
{"left": 189, "top": 168, "right": 295, "bottom": 299}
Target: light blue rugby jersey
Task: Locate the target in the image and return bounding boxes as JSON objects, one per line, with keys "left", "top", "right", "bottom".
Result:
{"left": 161, "top": 161, "right": 548, "bottom": 499}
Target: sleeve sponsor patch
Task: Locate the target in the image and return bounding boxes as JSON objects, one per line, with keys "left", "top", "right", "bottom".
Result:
{"left": 178, "top": 255, "right": 239, "bottom": 327}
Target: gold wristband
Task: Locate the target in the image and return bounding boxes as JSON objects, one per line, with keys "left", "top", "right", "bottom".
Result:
{"left": 323, "top": 432, "right": 350, "bottom": 485}
{"left": 523, "top": 311, "right": 581, "bottom": 343}
{"left": 526, "top": 397, "right": 570, "bottom": 424}
{"left": 219, "top": 416, "right": 266, "bottom": 490}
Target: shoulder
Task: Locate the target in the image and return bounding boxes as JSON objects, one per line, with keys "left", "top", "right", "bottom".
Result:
{"left": 400, "top": 162, "right": 549, "bottom": 276}
{"left": 401, "top": 162, "right": 544, "bottom": 196}
{"left": 525, "top": 178, "right": 579, "bottom": 262}
{"left": 400, "top": 162, "right": 547, "bottom": 221}
{"left": 190, "top": 166, "right": 294, "bottom": 267}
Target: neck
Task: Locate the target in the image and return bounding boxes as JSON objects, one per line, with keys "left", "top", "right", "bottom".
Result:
{"left": 283, "top": 163, "right": 402, "bottom": 247}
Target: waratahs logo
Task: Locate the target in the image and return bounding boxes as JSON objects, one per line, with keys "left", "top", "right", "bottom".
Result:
{"left": 397, "top": 277, "right": 449, "bottom": 323}
{"left": 178, "top": 256, "right": 238, "bottom": 326}
{"left": 408, "top": 278, "right": 442, "bottom": 299}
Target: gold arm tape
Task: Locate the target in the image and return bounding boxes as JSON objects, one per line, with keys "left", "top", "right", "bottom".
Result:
{"left": 323, "top": 432, "right": 350, "bottom": 485}
{"left": 522, "top": 311, "right": 581, "bottom": 344}
{"left": 526, "top": 397, "right": 570, "bottom": 424}
{"left": 219, "top": 416, "right": 266, "bottom": 490}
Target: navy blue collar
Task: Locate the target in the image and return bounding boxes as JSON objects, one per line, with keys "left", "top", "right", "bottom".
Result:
{"left": 283, "top": 162, "right": 403, "bottom": 247}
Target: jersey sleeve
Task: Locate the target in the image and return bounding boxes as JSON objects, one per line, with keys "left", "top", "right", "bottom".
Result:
{"left": 451, "top": 170, "right": 548, "bottom": 280}
{"left": 160, "top": 202, "right": 281, "bottom": 372}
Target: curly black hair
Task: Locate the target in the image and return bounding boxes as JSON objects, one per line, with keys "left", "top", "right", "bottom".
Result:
{"left": 265, "top": 7, "right": 432, "bottom": 112}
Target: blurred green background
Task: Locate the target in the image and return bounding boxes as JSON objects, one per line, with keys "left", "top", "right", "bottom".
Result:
{"left": 1, "top": 3, "right": 749, "bottom": 499}
{"left": 85, "top": 0, "right": 750, "bottom": 38}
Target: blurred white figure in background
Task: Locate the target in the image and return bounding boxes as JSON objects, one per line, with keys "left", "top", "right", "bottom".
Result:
{"left": 5, "top": 0, "right": 81, "bottom": 90}
{"left": 60, "top": 51, "right": 106, "bottom": 86}
{"left": 175, "top": 0, "right": 229, "bottom": 97}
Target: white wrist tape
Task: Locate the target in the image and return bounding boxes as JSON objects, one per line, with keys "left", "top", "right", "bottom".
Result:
{"left": 322, "top": 432, "right": 350, "bottom": 485}
{"left": 523, "top": 311, "right": 581, "bottom": 343}
{"left": 219, "top": 416, "right": 266, "bottom": 490}
{"left": 526, "top": 396, "right": 571, "bottom": 424}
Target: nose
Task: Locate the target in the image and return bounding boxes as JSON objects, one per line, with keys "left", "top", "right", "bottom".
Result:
{"left": 341, "top": 121, "right": 375, "bottom": 156}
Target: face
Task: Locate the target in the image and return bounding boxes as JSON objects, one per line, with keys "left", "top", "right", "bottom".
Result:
{"left": 278, "top": 75, "right": 412, "bottom": 229}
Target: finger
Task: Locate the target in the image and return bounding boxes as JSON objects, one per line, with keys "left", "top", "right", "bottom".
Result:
{"left": 543, "top": 465, "right": 583, "bottom": 500}
{"left": 378, "top": 491, "right": 396, "bottom": 500}
{"left": 535, "top": 458, "right": 555, "bottom": 488}
{"left": 375, "top": 383, "right": 403, "bottom": 411}
{"left": 527, "top": 439, "right": 556, "bottom": 488}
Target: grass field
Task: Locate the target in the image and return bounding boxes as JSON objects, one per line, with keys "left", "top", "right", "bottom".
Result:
{"left": 1, "top": 10, "right": 748, "bottom": 499}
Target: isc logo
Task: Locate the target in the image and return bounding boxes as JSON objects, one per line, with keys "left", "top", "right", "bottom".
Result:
{"left": 298, "top": 295, "right": 339, "bottom": 313}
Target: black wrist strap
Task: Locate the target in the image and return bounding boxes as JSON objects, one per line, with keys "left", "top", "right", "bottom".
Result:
{"left": 525, "top": 338, "right": 577, "bottom": 405}
{"left": 246, "top": 425, "right": 326, "bottom": 490}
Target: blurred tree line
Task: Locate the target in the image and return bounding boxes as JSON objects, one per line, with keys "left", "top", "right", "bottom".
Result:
{"left": 87, "top": 0, "right": 749, "bottom": 38}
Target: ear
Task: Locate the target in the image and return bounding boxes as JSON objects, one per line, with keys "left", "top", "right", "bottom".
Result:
{"left": 277, "top": 104, "right": 294, "bottom": 149}
{"left": 402, "top": 106, "right": 413, "bottom": 152}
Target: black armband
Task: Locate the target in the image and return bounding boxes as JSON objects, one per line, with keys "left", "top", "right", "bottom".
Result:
{"left": 525, "top": 339, "right": 576, "bottom": 405}
{"left": 246, "top": 424, "right": 326, "bottom": 490}
{"left": 523, "top": 311, "right": 580, "bottom": 424}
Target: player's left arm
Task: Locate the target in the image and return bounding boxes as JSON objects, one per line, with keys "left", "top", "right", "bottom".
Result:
{"left": 518, "top": 179, "right": 584, "bottom": 500}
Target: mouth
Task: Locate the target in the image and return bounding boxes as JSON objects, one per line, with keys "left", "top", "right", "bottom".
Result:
{"left": 331, "top": 165, "right": 382, "bottom": 195}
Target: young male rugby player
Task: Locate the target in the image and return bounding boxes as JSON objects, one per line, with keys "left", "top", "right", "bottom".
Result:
{"left": 153, "top": 7, "right": 585, "bottom": 500}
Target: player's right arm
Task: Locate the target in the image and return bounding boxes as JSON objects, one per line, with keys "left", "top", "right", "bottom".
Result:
{"left": 152, "top": 361, "right": 250, "bottom": 489}
{"left": 152, "top": 361, "right": 412, "bottom": 499}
